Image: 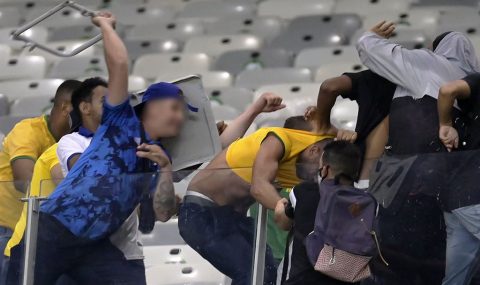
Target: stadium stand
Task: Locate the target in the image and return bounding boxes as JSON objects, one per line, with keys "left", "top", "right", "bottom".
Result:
{"left": 2, "top": 0, "right": 480, "bottom": 284}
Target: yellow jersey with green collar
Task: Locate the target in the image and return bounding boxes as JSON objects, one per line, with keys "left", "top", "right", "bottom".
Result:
{"left": 0, "top": 115, "right": 56, "bottom": 230}
{"left": 5, "top": 144, "right": 59, "bottom": 256}
{"left": 226, "top": 127, "right": 333, "bottom": 188}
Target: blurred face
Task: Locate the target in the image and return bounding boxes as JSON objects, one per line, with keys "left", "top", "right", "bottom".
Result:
{"left": 143, "top": 98, "right": 186, "bottom": 139}
{"left": 296, "top": 144, "right": 323, "bottom": 181}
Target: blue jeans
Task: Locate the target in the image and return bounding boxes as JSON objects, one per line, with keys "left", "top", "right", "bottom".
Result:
{"left": 0, "top": 226, "right": 12, "bottom": 285}
{"left": 6, "top": 214, "right": 145, "bottom": 285}
{"left": 443, "top": 205, "right": 480, "bottom": 285}
{"left": 178, "top": 198, "right": 277, "bottom": 285}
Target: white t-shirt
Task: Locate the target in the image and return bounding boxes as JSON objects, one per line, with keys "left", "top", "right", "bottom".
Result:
{"left": 57, "top": 132, "right": 92, "bottom": 177}
{"left": 57, "top": 131, "right": 143, "bottom": 260}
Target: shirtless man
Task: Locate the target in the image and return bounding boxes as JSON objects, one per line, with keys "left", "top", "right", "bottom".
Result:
{"left": 177, "top": 115, "right": 332, "bottom": 284}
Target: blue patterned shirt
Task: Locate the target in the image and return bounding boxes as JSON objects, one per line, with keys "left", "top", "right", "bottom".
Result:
{"left": 41, "top": 99, "right": 158, "bottom": 240}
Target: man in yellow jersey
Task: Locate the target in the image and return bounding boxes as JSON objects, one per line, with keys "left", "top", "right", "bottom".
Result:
{"left": 0, "top": 80, "right": 80, "bottom": 276}
{"left": 178, "top": 124, "right": 333, "bottom": 285}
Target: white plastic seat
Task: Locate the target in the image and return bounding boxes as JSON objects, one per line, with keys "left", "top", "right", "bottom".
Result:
{"left": 133, "top": 53, "right": 211, "bottom": 80}
{"left": 334, "top": 0, "right": 411, "bottom": 17}
{"left": 0, "top": 7, "right": 21, "bottom": 27}
{"left": 295, "top": 46, "right": 360, "bottom": 69}
{"left": 437, "top": 8, "right": 480, "bottom": 35}
{"left": 50, "top": 56, "right": 106, "bottom": 79}
{"left": 111, "top": 4, "right": 175, "bottom": 26}
{"left": 0, "top": 56, "right": 46, "bottom": 81}
{"left": 156, "top": 71, "right": 233, "bottom": 89}
{"left": 126, "top": 20, "right": 205, "bottom": 42}
{"left": 141, "top": 219, "right": 185, "bottom": 247}
{"left": 258, "top": 0, "right": 335, "bottom": 19}
{"left": 124, "top": 39, "right": 180, "bottom": 61}
{"left": 30, "top": 40, "right": 97, "bottom": 64}
{"left": 331, "top": 99, "right": 359, "bottom": 130}
{"left": 205, "top": 87, "right": 254, "bottom": 111}
{"left": 128, "top": 76, "right": 147, "bottom": 93}
{"left": 235, "top": 68, "right": 311, "bottom": 90}
{"left": 184, "top": 34, "right": 263, "bottom": 58}
{"left": 178, "top": 0, "right": 255, "bottom": 21}
{"left": 314, "top": 62, "right": 366, "bottom": 82}
{"left": 205, "top": 16, "right": 284, "bottom": 42}
{"left": 211, "top": 102, "right": 241, "bottom": 120}
{"left": 0, "top": 79, "right": 64, "bottom": 102}
{"left": 269, "top": 27, "right": 345, "bottom": 53}
{"left": 0, "top": 27, "right": 48, "bottom": 51}
{"left": 10, "top": 95, "right": 52, "bottom": 116}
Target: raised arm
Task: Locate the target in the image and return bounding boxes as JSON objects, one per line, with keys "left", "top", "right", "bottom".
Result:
{"left": 356, "top": 21, "right": 431, "bottom": 94}
{"left": 91, "top": 12, "right": 129, "bottom": 106}
{"left": 438, "top": 80, "right": 472, "bottom": 151}
{"left": 219, "top": 93, "right": 285, "bottom": 148}
{"left": 251, "top": 135, "right": 284, "bottom": 210}
{"left": 313, "top": 75, "right": 353, "bottom": 133}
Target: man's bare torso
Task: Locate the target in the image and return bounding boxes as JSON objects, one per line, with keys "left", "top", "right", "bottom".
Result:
{"left": 188, "top": 149, "right": 254, "bottom": 213}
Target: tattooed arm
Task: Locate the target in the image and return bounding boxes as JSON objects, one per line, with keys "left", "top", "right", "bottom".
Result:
{"left": 136, "top": 143, "right": 177, "bottom": 222}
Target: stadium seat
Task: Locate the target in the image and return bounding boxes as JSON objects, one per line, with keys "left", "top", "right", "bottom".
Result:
{"left": 211, "top": 102, "right": 240, "bottom": 120}
{"left": 294, "top": 46, "right": 360, "bottom": 69}
{"left": 49, "top": 56, "right": 107, "bottom": 79}
{"left": 258, "top": 0, "right": 335, "bottom": 19}
{"left": 314, "top": 62, "right": 366, "bottom": 82}
{"left": 287, "top": 14, "right": 363, "bottom": 42}
{"left": 205, "top": 16, "right": 284, "bottom": 42}
{"left": 133, "top": 53, "right": 211, "bottom": 80}
{"left": 111, "top": 4, "right": 175, "bottom": 26}
{"left": 331, "top": 99, "right": 359, "bottom": 130}
{"left": 30, "top": 40, "right": 98, "bottom": 64}
{"left": 144, "top": 247, "right": 228, "bottom": 285}
{"left": 269, "top": 17, "right": 347, "bottom": 53}
{"left": 437, "top": 8, "right": 480, "bottom": 35}
{"left": 0, "top": 78, "right": 64, "bottom": 102}
{"left": 10, "top": 95, "right": 52, "bottom": 116}
{"left": 213, "top": 49, "right": 292, "bottom": 76}
{"left": 141, "top": 220, "right": 185, "bottom": 247}
{"left": 184, "top": 34, "right": 263, "bottom": 58}
{"left": 124, "top": 39, "right": 180, "bottom": 61}
{"left": 126, "top": 20, "right": 205, "bottom": 42}
{"left": 205, "top": 87, "right": 254, "bottom": 111}
{"left": 413, "top": 0, "right": 479, "bottom": 7}
{"left": 0, "top": 94, "right": 8, "bottom": 116}
{"left": 156, "top": 71, "right": 233, "bottom": 89}
{"left": 178, "top": 0, "right": 255, "bottom": 21}
{"left": 235, "top": 68, "right": 311, "bottom": 90}
{"left": 0, "top": 56, "right": 47, "bottom": 81}
{"left": 0, "top": 7, "right": 21, "bottom": 27}
{"left": 0, "top": 115, "right": 30, "bottom": 134}
{"left": 128, "top": 75, "right": 147, "bottom": 93}
{"left": 335, "top": 0, "right": 411, "bottom": 17}
{"left": 0, "top": 27, "right": 49, "bottom": 51}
